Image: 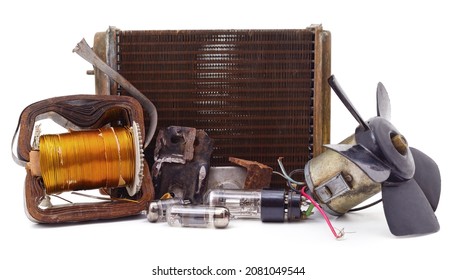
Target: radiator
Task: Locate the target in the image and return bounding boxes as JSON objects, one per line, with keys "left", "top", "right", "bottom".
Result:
{"left": 91, "top": 25, "right": 331, "bottom": 186}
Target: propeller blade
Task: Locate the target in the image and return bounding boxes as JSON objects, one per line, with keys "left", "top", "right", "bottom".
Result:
{"left": 328, "top": 75, "right": 370, "bottom": 131}
{"left": 382, "top": 179, "right": 440, "bottom": 236}
{"left": 376, "top": 82, "right": 391, "bottom": 120}
{"left": 410, "top": 147, "right": 441, "bottom": 211}
{"left": 325, "top": 144, "right": 391, "bottom": 183}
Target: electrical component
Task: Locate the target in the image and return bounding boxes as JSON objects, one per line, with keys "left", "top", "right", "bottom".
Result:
{"left": 166, "top": 205, "right": 230, "bottom": 229}
{"left": 206, "top": 189, "right": 261, "bottom": 219}
{"left": 206, "top": 188, "right": 309, "bottom": 222}
{"left": 303, "top": 75, "right": 441, "bottom": 236}
{"left": 38, "top": 126, "right": 141, "bottom": 196}
{"left": 147, "top": 198, "right": 184, "bottom": 223}
{"left": 11, "top": 37, "right": 160, "bottom": 223}
{"left": 13, "top": 95, "right": 154, "bottom": 223}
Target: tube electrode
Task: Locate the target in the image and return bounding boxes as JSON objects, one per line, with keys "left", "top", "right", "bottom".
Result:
{"left": 166, "top": 205, "right": 230, "bottom": 229}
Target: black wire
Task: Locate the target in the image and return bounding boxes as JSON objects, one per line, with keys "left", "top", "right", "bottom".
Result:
{"left": 348, "top": 199, "right": 382, "bottom": 212}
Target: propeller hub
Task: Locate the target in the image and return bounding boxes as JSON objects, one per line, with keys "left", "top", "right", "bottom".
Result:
{"left": 391, "top": 133, "right": 408, "bottom": 156}
{"left": 357, "top": 117, "right": 415, "bottom": 181}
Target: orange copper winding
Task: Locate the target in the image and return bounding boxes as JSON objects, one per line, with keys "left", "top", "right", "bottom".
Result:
{"left": 38, "top": 127, "right": 135, "bottom": 194}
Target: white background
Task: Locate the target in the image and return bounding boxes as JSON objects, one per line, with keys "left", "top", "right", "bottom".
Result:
{"left": 1, "top": 1, "right": 455, "bottom": 279}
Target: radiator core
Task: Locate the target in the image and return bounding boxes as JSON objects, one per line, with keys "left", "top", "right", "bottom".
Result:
{"left": 93, "top": 26, "right": 331, "bottom": 186}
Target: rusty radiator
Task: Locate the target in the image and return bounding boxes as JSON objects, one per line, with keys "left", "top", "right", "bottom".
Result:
{"left": 92, "top": 25, "right": 331, "bottom": 186}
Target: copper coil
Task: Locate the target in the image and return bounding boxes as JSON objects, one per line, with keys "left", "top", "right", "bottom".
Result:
{"left": 39, "top": 127, "right": 135, "bottom": 194}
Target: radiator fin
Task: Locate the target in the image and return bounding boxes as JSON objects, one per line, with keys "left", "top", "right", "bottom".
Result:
{"left": 116, "top": 30, "right": 316, "bottom": 186}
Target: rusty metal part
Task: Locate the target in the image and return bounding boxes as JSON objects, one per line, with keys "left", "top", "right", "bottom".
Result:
{"left": 229, "top": 157, "right": 272, "bottom": 189}
{"left": 16, "top": 95, "right": 154, "bottom": 223}
{"left": 92, "top": 25, "right": 331, "bottom": 187}
{"left": 304, "top": 135, "right": 381, "bottom": 215}
{"left": 152, "top": 126, "right": 214, "bottom": 203}
{"left": 73, "top": 38, "right": 157, "bottom": 148}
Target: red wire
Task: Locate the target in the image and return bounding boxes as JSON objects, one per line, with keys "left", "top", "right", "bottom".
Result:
{"left": 300, "top": 187, "right": 344, "bottom": 239}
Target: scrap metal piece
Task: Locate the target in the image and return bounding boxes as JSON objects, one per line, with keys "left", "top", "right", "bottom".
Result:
{"left": 207, "top": 166, "right": 247, "bottom": 190}
{"left": 73, "top": 38, "right": 158, "bottom": 148}
{"left": 152, "top": 126, "right": 214, "bottom": 203}
{"left": 229, "top": 157, "right": 273, "bottom": 189}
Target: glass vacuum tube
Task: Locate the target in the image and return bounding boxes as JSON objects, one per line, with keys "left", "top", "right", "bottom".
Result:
{"left": 206, "top": 189, "right": 261, "bottom": 219}
{"left": 147, "top": 198, "right": 184, "bottom": 222}
{"left": 206, "top": 188, "right": 305, "bottom": 222}
{"left": 166, "top": 205, "right": 230, "bottom": 229}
